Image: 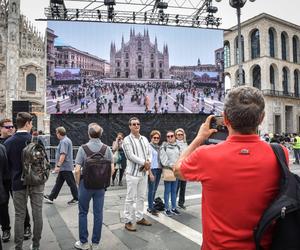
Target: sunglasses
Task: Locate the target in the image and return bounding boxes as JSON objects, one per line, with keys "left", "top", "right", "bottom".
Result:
{"left": 3, "top": 126, "right": 14, "bottom": 129}
{"left": 131, "top": 123, "right": 140, "bottom": 126}
{"left": 167, "top": 135, "right": 174, "bottom": 138}
{"left": 176, "top": 133, "right": 184, "bottom": 136}
{"left": 153, "top": 136, "right": 160, "bottom": 140}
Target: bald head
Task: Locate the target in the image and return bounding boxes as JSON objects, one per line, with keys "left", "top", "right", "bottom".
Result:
{"left": 88, "top": 123, "right": 103, "bottom": 138}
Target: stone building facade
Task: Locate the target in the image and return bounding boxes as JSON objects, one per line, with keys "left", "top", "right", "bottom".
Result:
{"left": 0, "top": 0, "right": 46, "bottom": 130}
{"left": 46, "top": 28, "right": 57, "bottom": 85}
{"left": 110, "top": 28, "right": 170, "bottom": 80}
{"left": 224, "top": 13, "right": 300, "bottom": 134}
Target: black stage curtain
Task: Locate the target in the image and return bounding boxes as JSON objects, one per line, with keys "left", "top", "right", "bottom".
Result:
{"left": 50, "top": 113, "right": 208, "bottom": 146}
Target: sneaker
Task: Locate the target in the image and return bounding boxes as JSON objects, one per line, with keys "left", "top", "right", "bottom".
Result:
{"left": 67, "top": 198, "right": 78, "bottom": 205}
{"left": 91, "top": 243, "right": 100, "bottom": 250}
{"left": 24, "top": 226, "right": 32, "bottom": 240}
{"left": 43, "top": 195, "right": 53, "bottom": 204}
{"left": 171, "top": 208, "right": 181, "bottom": 215}
{"left": 178, "top": 204, "right": 186, "bottom": 210}
{"left": 2, "top": 230, "right": 10, "bottom": 242}
{"left": 164, "top": 210, "right": 172, "bottom": 217}
{"left": 30, "top": 244, "right": 39, "bottom": 250}
{"left": 74, "top": 240, "right": 90, "bottom": 250}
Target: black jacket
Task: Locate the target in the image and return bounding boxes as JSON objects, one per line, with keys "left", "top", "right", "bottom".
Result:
{"left": 0, "top": 144, "right": 9, "bottom": 204}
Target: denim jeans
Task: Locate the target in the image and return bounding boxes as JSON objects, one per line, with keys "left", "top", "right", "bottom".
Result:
{"left": 164, "top": 180, "right": 178, "bottom": 210}
{"left": 13, "top": 185, "right": 44, "bottom": 250}
{"left": 78, "top": 180, "right": 105, "bottom": 244}
{"left": 148, "top": 169, "right": 162, "bottom": 210}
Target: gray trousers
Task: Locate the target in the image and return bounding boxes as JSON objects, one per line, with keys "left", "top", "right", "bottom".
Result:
{"left": 13, "top": 185, "right": 44, "bottom": 250}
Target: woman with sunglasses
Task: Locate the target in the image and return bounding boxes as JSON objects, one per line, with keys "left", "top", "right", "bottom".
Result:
{"left": 160, "top": 131, "right": 181, "bottom": 216}
{"left": 175, "top": 128, "right": 188, "bottom": 210}
{"left": 147, "top": 130, "right": 162, "bottom": 216}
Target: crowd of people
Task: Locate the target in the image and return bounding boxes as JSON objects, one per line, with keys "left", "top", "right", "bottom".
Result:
{"left": 47, "top": 80, "right": 223, "bottom": 115}
{"left": 1, "top": 85, "right": 300, "bottom": 249}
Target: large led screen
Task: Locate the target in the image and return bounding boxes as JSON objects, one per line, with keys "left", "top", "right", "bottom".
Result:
{"left": 46, "top": 22, "right": 224, "bottom": 114}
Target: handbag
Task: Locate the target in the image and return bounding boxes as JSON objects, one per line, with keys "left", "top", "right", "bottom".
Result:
{"left": 113, "top": 151, "right": 122, "bottom": 164}
{"left": 162, "top": 167, "right": 176, "bottom": 181}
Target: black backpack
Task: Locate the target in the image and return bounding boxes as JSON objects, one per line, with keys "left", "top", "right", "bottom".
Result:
{"left": 82, "top": 144, "right": 111, "bottom": 189}
{"left": 154, "top": 197, "right": 165, "bottom": 211}
{"left": 21, "top": 141, "right": 50, "bottom": 186}
{"left": 254, "top": 143, "right": 300, "bottom": 250}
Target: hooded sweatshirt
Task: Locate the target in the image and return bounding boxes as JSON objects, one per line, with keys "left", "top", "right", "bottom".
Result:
{"left": 160, "top": 142, "right": 180, "bottom": 168}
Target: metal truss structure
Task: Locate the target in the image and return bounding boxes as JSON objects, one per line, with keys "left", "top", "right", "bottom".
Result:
{"left": 40, "top": 0, "right": 222, "bottom": 29}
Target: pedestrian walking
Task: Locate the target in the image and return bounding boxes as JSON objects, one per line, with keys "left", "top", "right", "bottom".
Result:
{"left": 44, "top": 127, "right": 78, "bottom": 205}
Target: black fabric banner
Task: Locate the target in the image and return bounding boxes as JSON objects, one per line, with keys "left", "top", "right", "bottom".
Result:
{"left": 50, "top": 113, "right": 208, "bottom": 146}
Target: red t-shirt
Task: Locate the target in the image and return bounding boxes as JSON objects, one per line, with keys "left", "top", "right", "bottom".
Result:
{"left": 180, "top": 135, "right": 289, "bottom": 250}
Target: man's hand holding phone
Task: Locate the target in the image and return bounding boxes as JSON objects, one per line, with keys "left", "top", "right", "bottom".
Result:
{"left": 196, "top": 115, "right": 218, "bottom": 142}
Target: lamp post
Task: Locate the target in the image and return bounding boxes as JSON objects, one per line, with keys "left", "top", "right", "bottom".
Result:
{"left": 215, "top": 0, "right": 255, "bottom": 86}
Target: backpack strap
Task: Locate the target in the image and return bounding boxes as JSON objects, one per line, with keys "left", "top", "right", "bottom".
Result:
{"left": 99, "top": 144, "right": 107, "bottom": 157}
{"left": 254, "top": 143, "right": 289, "bottom": 250}
{"left": 82, "top": 144, "right": 94, "bottom": 157}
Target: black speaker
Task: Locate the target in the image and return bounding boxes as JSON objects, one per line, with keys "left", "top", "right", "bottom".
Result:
{"left": 12, "top": 101, "right": 31, "bottom": 124}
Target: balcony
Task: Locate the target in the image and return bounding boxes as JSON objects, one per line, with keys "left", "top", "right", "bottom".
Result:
{"left": 262, "top": 89, "right": 300, "bottom": 99}
{"left": 19, "top": 90, "right": 43, "bottom": 100}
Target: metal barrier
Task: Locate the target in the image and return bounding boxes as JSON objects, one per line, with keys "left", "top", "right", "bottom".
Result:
{"left": 46, "top": 146, "right": 80, "bottom": 166}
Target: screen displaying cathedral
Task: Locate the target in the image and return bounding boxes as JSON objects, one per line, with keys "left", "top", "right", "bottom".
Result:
{"left": 110, "top": 29, "right": 170, "bottom": 80}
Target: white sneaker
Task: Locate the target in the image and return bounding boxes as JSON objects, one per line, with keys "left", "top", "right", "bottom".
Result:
{"left": 74, "top": 240, "right": 90, "bottom": 250}
{"left": 91, "top": 243, "right": 99, "bottom": 250}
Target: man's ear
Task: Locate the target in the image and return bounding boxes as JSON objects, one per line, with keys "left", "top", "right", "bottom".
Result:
{"left": 223, "top": 112, "right": 230, "bottom": 126}
{"left": 259, "top": 111, "right": 265, "bottom": 125}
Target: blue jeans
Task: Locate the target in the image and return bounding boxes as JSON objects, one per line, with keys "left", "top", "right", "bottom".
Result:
{"left": 164, "top": 180, "right": 178, "bottom": 210}
{"left": 78, "top": 181, "right": 105, "bottom": 244}
{"left": 148, "top": 169, "right": 162, "bottom": 210}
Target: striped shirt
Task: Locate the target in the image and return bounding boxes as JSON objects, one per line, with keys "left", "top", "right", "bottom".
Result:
{"left": 122, "top": 133, "right": 152, "bottom": 177}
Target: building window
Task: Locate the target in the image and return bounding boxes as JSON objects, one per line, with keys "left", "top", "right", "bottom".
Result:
{"left": 294, "top": 70, "right": 299, "bottom": 97}
{"left": 159, "top": 62, "right": 162, "bottom": 68}
{"left": 235, "top": 70, "right": 245, "bottom": 85}
{"left": 159, "top": 72, "right": 163, "bottom": 79}
{"left": 117, "top": 61, "right": 120, "bottom": 67}
{"left": 125, "top": 71, "right": 129, "bottom": 78}
{"left": 269, "top": 28, "right": 275, "bottom": 58}
{"left": 282, "top": 67, "right": 289, "bottom": 94}
{"left": 117, "top": 71, "right": 120, "bottom": 78}
{"left": 138, "top": 41, "right": 142, "bottom": 51}
{"left": 26, "top": 74, "right": 36, "bottom": 92}
{"left": 270, "top": 65, "right": 275, "bottom": 91}
{"left": 126, "top": 62, "right": 129, "bottom": 67}
{"left": 151, "top": 54, "right": 154, "bottom": 60}
{"left": 224, "top": 41, "right": 231, "bottom": 68}
{"left": 151, "top": 72, "right": 154, "bottom": 78}
{"left": 138, "top": 55, "right": 142, "bottom": 61}
{"left": 234, "top": 35, "right": 244, "bottom": 64}
{"left": 251, "top": 29, "right": 260, "bottom": 59}
{"left": 151, "top": 62, "right": 154, "bottom": 68}
{"left": 281, "top": 32, "right": 288, "bottom": 60}
{"left": 293, "top": 36, "right": 299, "bottom": 63}
{"left": 252, "top": 65, "right": 261, "bottom": 89}
{"left": 126, "top": 53, "right": 129, "bottom": 59}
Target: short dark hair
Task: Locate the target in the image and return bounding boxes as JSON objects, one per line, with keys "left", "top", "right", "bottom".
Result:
{"left": 16, "top": 112, "right": 32, "bottom": 129}
{"left": 224, "top": 86, "right": 265, "bottom": 134}
{"left": 88, "top": 123, "right": 103, "bottom": 138}
{"left": 128, "top": 117, "right": 140, "bottom": 126}
{"left": 0, "top": 118, "right": 12, "bottom": 127}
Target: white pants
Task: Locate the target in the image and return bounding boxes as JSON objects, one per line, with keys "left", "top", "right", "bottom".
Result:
{"left": 124, "top": 174, "right": 147, "bottom": 223}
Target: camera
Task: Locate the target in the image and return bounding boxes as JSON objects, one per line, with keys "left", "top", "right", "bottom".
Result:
{"left": 207, "top": 116, "right": 228, "bottom": 144}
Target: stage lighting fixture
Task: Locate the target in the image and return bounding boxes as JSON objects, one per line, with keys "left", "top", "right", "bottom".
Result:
{"left": 175, "top": 14, "right": 179, "bottom": 24}
{"left": 157, "top": 1, "right": 168, "bottom": 9}
{"left": 51, "top": 7, "right": 55, "bottom": 18}
{"left": 144, "top": 12, "right": 147, "bottom": 22}
{"left": 104, "top": 0, "right": 116, "bottom": 6}
{"left": 133, "top": 12, "right": 136, "bottom": 22}
{"left": 207, "top": 5, "right": 218, "bottom": 13}
{"left": 76, "top": 9, "right": 79, "bottom": 19}
{"left": 97, "top": 10, "right": 101, "bottom": 20}
{"left": 55, "top": 6, "right": 60, "bottom": 17}
{"left": 159, "top": 9, "right": 164, "bottom": 22}
{"left": 50, "top": 0, "right": 64, "bottom": 4}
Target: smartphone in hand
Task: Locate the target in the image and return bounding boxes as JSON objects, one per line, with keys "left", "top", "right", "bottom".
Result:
{"left": 208, "top": 116, "right": 228, "bottom": 144}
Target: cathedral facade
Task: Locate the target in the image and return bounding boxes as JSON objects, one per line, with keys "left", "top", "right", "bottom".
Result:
{"left": 0, "top": 0, "right": 46, "bottom": 130}
{"left": 110, "top": 29, "right": 170, "bottom": 80}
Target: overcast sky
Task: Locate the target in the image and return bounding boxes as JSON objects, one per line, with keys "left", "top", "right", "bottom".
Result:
{"left": 20, "top": 0, "right": 300, "bottom": 34}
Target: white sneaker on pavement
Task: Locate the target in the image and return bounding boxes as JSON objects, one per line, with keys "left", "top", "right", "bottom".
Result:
{"left": 91, "top": 243, "right": 100, "bottom": 250}
{"left": 74, "top": 240, "right": 90, "bottom": 250}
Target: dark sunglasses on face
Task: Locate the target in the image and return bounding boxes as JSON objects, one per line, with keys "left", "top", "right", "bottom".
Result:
{"left": 131, "top": 123, "right": 140, "bottom": 126}
{"left": 167, "top": 135, "right": 174, "bottom": 138}
{"left": 3, "top": 126, "right": 14, "bottom": 129}
{"left": 153, "top": 136, "right": 160, "bottom": 140}
{"left": 176, "top": 133, "right": 184, "bottom": 136}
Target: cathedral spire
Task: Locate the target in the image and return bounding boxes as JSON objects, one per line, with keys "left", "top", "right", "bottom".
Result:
{"left": 122, "top": 34, "right": 124, "bottom": 46}
{"left": 197, "top": 58, "right": 201, "bottom": 66}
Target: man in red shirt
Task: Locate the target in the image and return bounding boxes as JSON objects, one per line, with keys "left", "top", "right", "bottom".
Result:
{"left": 174, "top": 86, "right": 288, "bottom": 250}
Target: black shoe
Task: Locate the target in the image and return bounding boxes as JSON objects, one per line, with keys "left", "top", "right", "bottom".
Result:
{"left": 178, "top": 204, "right": 186, "bottom": 210}
{"left": 171, "top": 208, "right": 181, "bottom": 215}
{"left": 111, "top": 181, "right": 115, "bottom": 186}
{"left": 44, "top": 195, "right": 53, "bottom": 204}
{"left": 24, "top": 226, "right": 31, "bottom": 240}
{"left": 2, "top": 230, "right": 10, "bottom": 242}
{"left": 67, "top": 198, "right": 78, "bottom": 205}
{"left": 118, "top": 181, "right": 123, "bottom": 186}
